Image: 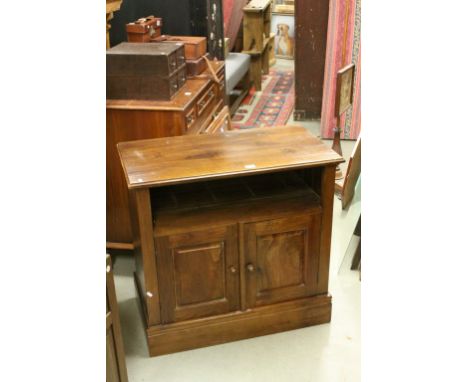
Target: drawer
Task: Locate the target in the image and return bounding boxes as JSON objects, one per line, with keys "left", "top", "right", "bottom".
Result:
{"left": 197, "top": 84, "right": 216, "bottom": 117}
{"left": 176, "top": 45, "right": 186, "bottom": 67}
{"left": 185, "top": 106, "right": 197, "bottom": 131}
{"left": 169, "top": 74, "right": 179, "bottom": 97}
{"left": 178, "top": 66, "right": 187, "bottom": 88}
{"left": 168, "top": 52, "right": 178, "bottom": 74}
{"left": 202, "top": 102, "right": 228, "bottom": 134}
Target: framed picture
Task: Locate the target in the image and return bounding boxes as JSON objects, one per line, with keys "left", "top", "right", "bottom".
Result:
{"left": 273, "top": 0, "right": 295, "bottom": 14}
{"left": 271, "top": 14, "right": 295, "bottom": 59}
{"left": 335, "top": 63, "right": 355, "bottom": 116}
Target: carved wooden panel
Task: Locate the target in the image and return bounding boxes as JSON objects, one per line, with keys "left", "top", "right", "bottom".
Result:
{"left": 156, "top": 225, "right": 240, "bottom": 323}
{"left": 244, "top": 213, "right": 321, "bottom": 307}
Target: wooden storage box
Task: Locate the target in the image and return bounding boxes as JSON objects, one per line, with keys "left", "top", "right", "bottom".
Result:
{"left": 106, "top": 42, "right": 186, "bottom": 100}
{"left": 126, "top": 16, "right": 162, "bottom": 42}
{"left": 160, "top": 36, "right": 207, "bottom": 60}
{"left": 186, "top": 55, "right": 208, "bottom": 77}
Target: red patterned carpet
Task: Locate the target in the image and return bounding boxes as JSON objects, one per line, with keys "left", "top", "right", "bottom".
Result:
{"left": 232, "top": 68, "right": 295, "bottom": 129}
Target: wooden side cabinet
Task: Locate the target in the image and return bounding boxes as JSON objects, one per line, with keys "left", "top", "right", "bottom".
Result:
{"left": 117, "top": 126, "right": 343, "bottom": 356}
{"left": 106, "top": 255, "right": 128, "bottom": 382}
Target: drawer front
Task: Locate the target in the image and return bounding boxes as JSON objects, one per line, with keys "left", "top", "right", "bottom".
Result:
{"left": 218, "top": 70, "right": 226, "bottom": 95}
{"left": 169, "top": 74, "right": 179, "bottom": 97}
{"left": 202, "top": 102, "right": 229, "bottom": 134}
{"left": 197, "top": 84, "right": 216, "bottom": 117}
{"left": 176, "top": 46, "right": 186, "bottom": 67}
{"left": 168, "top": 52, "right": 178, "bottom": 74}
{"left": 185, "top": 105, "right": 197, "bottom": 131}
{"left": 178, "top": 66, "right": 187, "bottom": 88}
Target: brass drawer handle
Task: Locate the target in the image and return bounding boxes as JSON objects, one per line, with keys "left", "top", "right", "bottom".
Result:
{"left": 229, "top": 266, "right": 237, "bottom": 274}
{"left": 246, "top": 264, "right": 255, "bottom": 272}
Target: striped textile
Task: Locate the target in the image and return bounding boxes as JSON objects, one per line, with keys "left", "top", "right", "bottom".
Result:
{"left": 223, "top": 0, "right": 248, "bottom": 50}
{"left": 321, "top": 0, "right": 361, "bottom": 140}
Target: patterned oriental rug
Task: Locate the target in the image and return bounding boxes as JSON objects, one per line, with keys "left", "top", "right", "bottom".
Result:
{"left": 232, "top": 68, "right": 295, "bottom": 129}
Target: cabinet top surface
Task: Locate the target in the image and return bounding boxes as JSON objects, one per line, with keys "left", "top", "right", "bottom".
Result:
{"left": 118, "top": 126, "right": 344, "bottom": 189}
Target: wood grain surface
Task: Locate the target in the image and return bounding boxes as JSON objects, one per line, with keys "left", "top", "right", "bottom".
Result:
{"left": 118, "top": 126, "right": 344, "bottom": 189}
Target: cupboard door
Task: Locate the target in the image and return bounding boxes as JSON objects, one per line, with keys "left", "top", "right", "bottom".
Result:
{"left": 244, "top": 213, "right": 321, "bottom": 308}
{"left": 156, "top": 225, "right": 240, "bottom": 323}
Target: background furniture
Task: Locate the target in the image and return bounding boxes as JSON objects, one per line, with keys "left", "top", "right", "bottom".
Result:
{"left": 242, "top": 0, "right": 273, "bottom": 90}
{"left": 118, "top": 126, "right": 343, "bottom": 356}
{"left": 109, "top": 0, "right": 225, "bottom": 59}
{"left": 351, "top": 215, "right": 361, "bottom": 275}
{"left": 206, "top": 105, "right": 232, "bottom": 133}
{"left": 106, "top": 0, "right": 122, "bottom": 49}
{"left": 294, "top": 0, "right": 330, "bottom": 120}
{"left": 223, "top": 0, "right": 248, "bottom": 51}
{"left": 107, "top": 72, "right": 226, "bottom": 249}
{"left": 335, "top": 135, "right": 361, "bottom": 209}
{"left": 106, "top": 42, "right": 187, "bottom": 101}
{"left": 225, "top": 52, "right": 251, "bottom": 113}
{"left": 106, "top": 255, "right": 128, "bottom": 382}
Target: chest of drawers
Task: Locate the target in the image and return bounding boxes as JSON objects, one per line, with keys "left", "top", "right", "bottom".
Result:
{"left": 106, "top": 42, "right": 186, "bottom": 100}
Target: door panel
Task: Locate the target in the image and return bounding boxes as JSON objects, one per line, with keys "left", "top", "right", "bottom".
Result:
{"left": 156, "top": 225, "right": 240, "bottom": 323}
{"left": 174, "top": 243, "right": 225, "bottom": 306}
{"left": 244, "top": 213, "right": 321, "bottom": 308}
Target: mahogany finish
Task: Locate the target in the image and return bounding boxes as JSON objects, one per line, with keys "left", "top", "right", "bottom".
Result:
{"left": 294, "top": 0, "right": 329, "bottom": 119}
{"left": 126, "top": 16, "right": 162, "bottom": 42}
{"left": 185, "top": 55, "right": 208, "bottom": 77}
{"left": 118, "top": 125, "right": 343, "bottom": 189}
{"left": 159, "top": 36, "right": 207, "bottom": 60}
{"left": 118, "top": 126, "right": 343, "bottom": 356}
{"left": 107, "top": 76, "right": 226, "bottom": 247}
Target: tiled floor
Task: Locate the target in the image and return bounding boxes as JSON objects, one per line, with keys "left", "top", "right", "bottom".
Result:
{"left": 112, "top": 59, "right": 361, "bottom": 381}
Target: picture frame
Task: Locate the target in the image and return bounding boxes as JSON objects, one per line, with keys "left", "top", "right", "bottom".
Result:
{"left": 271, "top": 13, "right": 295, "bottom": 59}
{"left": 335, "top": 63, "right": 356, "bottom": 116}
{"left": 272, "top": 0, "right": 295, "bottom": 14}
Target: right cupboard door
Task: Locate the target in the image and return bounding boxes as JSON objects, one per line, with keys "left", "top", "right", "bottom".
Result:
{"left": 244, "top": 213, "right": 322, "bottom": 308}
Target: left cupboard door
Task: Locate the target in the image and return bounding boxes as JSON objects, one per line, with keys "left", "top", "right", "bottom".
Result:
{"left": 156, "top": 224, "right": 240, "bottom": 323}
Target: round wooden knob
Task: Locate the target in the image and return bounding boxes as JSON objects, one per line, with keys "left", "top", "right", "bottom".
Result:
{"left": 246, "top": 264, "right": 255, "bottom": 272}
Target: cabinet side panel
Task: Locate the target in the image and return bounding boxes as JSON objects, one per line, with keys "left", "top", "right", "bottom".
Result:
{"left": 128, "top": 190, "right": 147, "bottom": 317}
{"left": 132, "top": 189, "right": 161, "bottom": 325}
{"left": 317, "top": 166, "right": 336, "bottom": 293}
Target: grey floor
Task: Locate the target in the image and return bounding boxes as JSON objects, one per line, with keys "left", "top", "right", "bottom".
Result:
{"left": 112, "top": 59, "right": 361, "bottom": 381}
